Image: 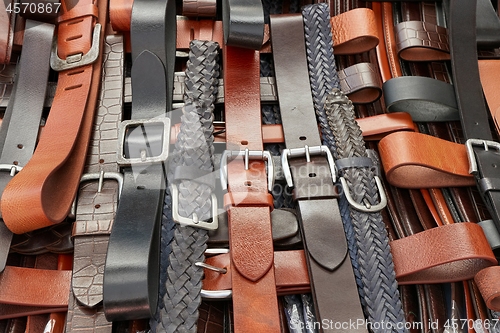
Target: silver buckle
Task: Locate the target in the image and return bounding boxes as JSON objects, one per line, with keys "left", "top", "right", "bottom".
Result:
{"left": 170, "top": 184, "right": 218, "bottom": 230}
{"left": 465, "top": 139, "right": 500, "bottom": 175}
{"left": 116, "top": 117, "right": 171, "bottom": 166}
{"left": 340, "top": 176, "right": 387, "bottom": 212}
{"left": 220, "top": 148, "right": 274, "bottom": 192}
{"left": 70, "top": 170, "right": 124, "bottom": 219}
{"left": 281, "top": 145, "right": 336, "bottom": 187}
{"left": 0, "top": 164, "right": 22, "bottom": 177}
{"left": 199, "top": 248, "right": 232, "bottom": 300}
{"left": 50, "top": 23, "right": 101, "bottom": 72}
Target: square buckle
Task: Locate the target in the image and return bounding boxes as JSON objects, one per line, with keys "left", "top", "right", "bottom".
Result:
{"left": 50, "top": 23, "right": 101, "bottom": 72}
{"left": 170, "top": 184, "right": 218, "bottom": 230}
{"left": 219, "top": 148, "right": 274, "bottom": 192}
{"left": 465, "top": 138, "right": 500, "bottom": 174}
{"left": 116, "top": 117, "right": 171, "bottom": 166}
{"left": 281, "top": 145, "right": 336, "bottom": 187}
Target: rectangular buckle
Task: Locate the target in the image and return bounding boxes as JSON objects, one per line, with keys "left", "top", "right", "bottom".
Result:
{"left": 116, "top": 117, "right": 171, "bottom": 166}
{"left": 50, "top": 23, "right": 101, "bottom": 72}
{"left": 0, "top": 164, "right": 23, "bottom": 177}
{"left": 281, "top": 145, "right": 337, "bottom": 187}
{"left": 465, "top": 138, "right": 500, "bottom": 174}
{"left": 170, "top": 184, "right": 218, "bottom": 230}
{"left": 219, "top": 148, "right": 274, "bottom": 192}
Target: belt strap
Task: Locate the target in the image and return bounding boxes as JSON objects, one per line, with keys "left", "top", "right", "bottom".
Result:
{"left": 0, "top": 0, "right": 16, "bottom": 64}
{"left": 0, "top": 19, "right": 54, "bottom": 271}
{"left": 182, "top": 0, "right": 217, "bottom": 17}
{"left": 222, "top": 0, "right": 264, "bottom": 49}
{"left": 2, "top": 0, "right": 107, "bottom": 234}
{"left": 270, "top": 12, "right": 365, "bottom": 332}
{"left": 223, "top": 44, "right": 280, "bottom": 332}
{"left": 159, "top": 40, "right": 219, "bottom": 333}
{"left": 449, "top": 0, "right": 500, "bottom": 228}
{"left": 102, "top": 0, "right": 175, "bottom": 322}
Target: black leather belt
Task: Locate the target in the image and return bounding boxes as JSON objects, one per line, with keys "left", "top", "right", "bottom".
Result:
{"left": 222, "top": 0, "right": 264, "bottom": 49}
{"left": 0, "top": 19, "right": 54, "bottom": 271}
{"left": 102, "top": 0, "right": 176, "bottom": 321}
{"left": 448, "top": 0, "right": 500, "bottom": 231}
{"left": 270, "top": 13, "right": 365, "bottom": 332}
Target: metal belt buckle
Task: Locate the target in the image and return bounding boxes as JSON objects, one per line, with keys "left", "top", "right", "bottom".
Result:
{"left": 339, "top": 176, "right": 387, "bottom": 213}
{"left": 281, "top": 145, "right": 336, "bottom": 187}
{"left": 70, "top": 170, "right": 124, "bottom": 219}
{"left": 198, "top": 248, "right": 232, "bottom": 300}
{"left": 465, "top": 138, "right": 500, "bottom": 175}
{"left": 116, "top": 117, "right": 171, "bottom": 166}
{"left": 0, "top": 164, "right": 23, "bottom": 177}
{"left": 219, "top": 148, "right": 275, "bottom": 192}
{"left": 170, "top": 184, "right": 218, "bottom": 230}
{"left": 50, "top": 23, "right": 102, "bottom": 71}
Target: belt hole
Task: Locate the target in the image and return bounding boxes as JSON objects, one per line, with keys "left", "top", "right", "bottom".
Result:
{"left": 309, "top": 173, "right": 316, "bottom": 178}
{"left": 66, "top": 34, "right": 83, "bottom": 42}
{"left": 65, "top": 84, "right": 83, "bottom": 91}
{"left": 241, "top": 140, "right": 248, "bottom": 146}
{"left": 68, "top": 69, "right": 85, "bottom": 76}
{"left": 299, "top": 136, "right": 307, "bottom": 141}
{"left": 190, "top": 28, "right": 194, "bottom": 41}
{"left": 68, "top": 19, "right": 84, "bottom": 26}
{"left": 99, "top": 159, "right": 105, "bottom": 164}
{"left": 95, "top": 204, "right": 101, "bottom": 209}
{"left": 493, "top": 164, "right": 498, "bottom": 168}
{"left": 13, "top": 161, "right": 18, "bottom": 165}
{"left": 17, "top": 144, "right": 23, "bottom": 149}
{"left": 244, "top": 181, "right": 252, "bottom": 187}
{"left": 137, "top": 185, "right": 145, "bottom": 190}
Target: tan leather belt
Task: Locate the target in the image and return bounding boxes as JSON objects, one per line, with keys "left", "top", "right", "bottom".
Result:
{"left": 1, "top": 0, "right": 107, "bottom": 234}
{"left": 222, "top": 44, "right": 280, "bottom": 332}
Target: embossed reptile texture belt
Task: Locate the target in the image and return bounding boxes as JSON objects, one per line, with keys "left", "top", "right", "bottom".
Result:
{"left": 102, "top": 0, "right": 176, "bottom": 321}
{"left": 65, "top": 32, "right": 125, "bottom": 333}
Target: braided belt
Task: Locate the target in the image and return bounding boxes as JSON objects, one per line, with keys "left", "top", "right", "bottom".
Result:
{"left": 158, "top": 40, "right": 219, "bottom": 333}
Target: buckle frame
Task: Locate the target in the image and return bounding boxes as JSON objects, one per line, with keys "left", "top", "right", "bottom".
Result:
{"left": 281, "top": 145, "right": 336, "bottom": 187}
{"left": 219, "top": 148, "right": 274, "bottom": 192}
{"left": 116, "top": 117, "right": 171, "bottom": 166}
{"left": 170, "top": 184, "right": 218, "bottom": 230}
{"left": 340, "top": 176, "right": 387, "bottom": 212}
{"left": 0, "top": 164, "right": 23, "bottom": 177}
{"left": 50, "top": 23, "right": 102, "bottom": 72}
{"left": 465, "top": 138, "right": 500, "bottom": 175}
{"left": 199, "top": 248, "right": 232, "bottom": 300}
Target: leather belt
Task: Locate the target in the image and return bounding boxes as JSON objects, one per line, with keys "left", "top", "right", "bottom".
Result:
{"left": 330, "top": 8, "right": 379, "bottom": 54}
{"left": 182, "top": 0, "right": 217, "bottom": 17}
{"left": 0, "top": 19, "right": 54, "bottom": 271}
{"left": 222, "top": 44, "right": 280, "bottom": 332}
{"left": 0, "top": 0, "right": 16, "bottom": 64}
{"left": 102, "top": 0, "right": 175, "bottom": 321}
{"left": 1, "top": 0, "right": 107, "bottom": 234}
{"left": 270, "top": 12, "right": 365, "bottom": 332}
{"left": 66, "top": 32, "right": 124, "bottom": 332}
{"left": 222, "top": 0, "right": 264, "bottom": 49}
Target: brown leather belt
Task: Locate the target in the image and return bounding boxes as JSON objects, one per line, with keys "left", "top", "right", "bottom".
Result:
{"left": 1, "top": 0, "right": 107, "bottom": 234}
{"left": 222, "top": 44, "right": 280, "bottom": 333}
{"left": 270, "top": 13, "right": 365, "bottom": 332}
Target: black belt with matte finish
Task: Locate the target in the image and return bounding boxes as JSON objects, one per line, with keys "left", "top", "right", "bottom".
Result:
{"left": 269, "top": 13, "right": 366, "bottom": 333}
{"left": 102, "top": 0, "right": 176, "bottom": 321}
{"left": 0, "top": 19, "right": 54, "bottom": 271}
{"left": 448, "top": 0, "right": 500, "bottom": 232}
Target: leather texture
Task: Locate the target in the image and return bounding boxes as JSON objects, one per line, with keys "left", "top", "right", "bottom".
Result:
{"left": 0, "top": 19, "right": 54, "bottom": 271}
{"left": 379, "top": 131, "right": 475, "bottom": 188}
{"left": 182, "top": 0, "right": 217, "bottom": 17}
{"left": 338, "top": 62, "right": 382, "bottom": 104}
{"left": 270, "top": 13, "right": 366, "bottom": 332}
{"left": 478, "top": 59, "right": 500, "bottom": 135}
{"left": 223, "top": 44, "right": 280, "bottom": 333}
{"left": 222, "top": 0, "right": 264, "bottom": 49}
{"left": 0, "top": 0, "right": 16, "bottom": 64}
{"left": 177, "top": 20, "right": 224, "bottom": 50}
{"left": 391, "top": 222, "right": 496, "bottom": 284}
{"left": 202, "top": 250, "right": 310, "bottom": 295}
{"left": 359, "top": 112, "right": 416, "bottom": 141}
{"left": 474, "top": 266, "right": 500, "bottom": 311}
{"left": 382, "top": 76, "right": 459, "bottom": 122}
{"left": 1, "top": 0, "right": 108, "bottom": 234}
{"left": 10, "top": 222, "right": 73, "bottom": 255}
{"left": 330, "top": 8, "right": 379, "bottom": 55}
{"left": 448, "top": 0, "right": 500, "bottom": 228}
{"left": 103, "top": 0, "right": 175, "bottom": 321}
{"left": 395, "top": 20, "right": 449, "bottom": 61}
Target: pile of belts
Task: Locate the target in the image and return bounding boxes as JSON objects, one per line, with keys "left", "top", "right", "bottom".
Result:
{"left": 1, "top": 0, "right": 500, "bottom": 332}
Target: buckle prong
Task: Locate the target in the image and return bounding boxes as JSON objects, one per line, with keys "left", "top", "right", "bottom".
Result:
{"left": 194, "top": 262, "right": 227, "bottom": 274}
{"left": 0, "top": 164, "right": 23, "bottom": 177}
{"left": 171, "top": 184, "right": 218, "bottom": 230}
